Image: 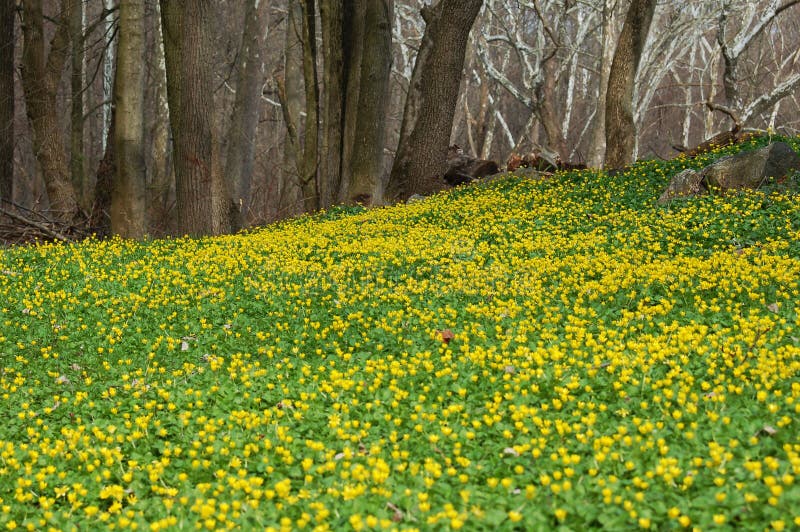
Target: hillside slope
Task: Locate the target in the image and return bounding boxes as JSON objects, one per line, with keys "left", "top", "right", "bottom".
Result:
{"left": 0, "top": 136, "right": 799, "bottom": 530}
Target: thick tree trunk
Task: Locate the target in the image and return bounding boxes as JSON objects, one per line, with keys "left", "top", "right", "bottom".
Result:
{"left": 387, "top": 0, "right": 483, "bottom": 200}
{"left": 111, "top": 0, "right": 147, "bottom": 238}
{"left": 604, "top": 0, "right": 656, "bottom": 169}
{"left": 318, "top": 0, "right": 346, "bottom": 208}
{"left": 160, "top": 0, "right": 215, "bottom": 236}
{"left": 20, "top": 0, "right": 82, "bottom": 222}
{"left": 0, "top": 0, "right": 13, "bottom": 201}
{"left": 346, "top": 0, "right": 392, "bottom": 206}
{"left": 336, "top": 1, "right": 363, "bottom": 204}
{"left": 224, "top": 0, "right": 269, "bottom": 227}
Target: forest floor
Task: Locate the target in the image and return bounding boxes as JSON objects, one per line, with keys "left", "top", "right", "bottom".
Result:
{"left": 1, "top": 135, "right": 799, "bottom": 530}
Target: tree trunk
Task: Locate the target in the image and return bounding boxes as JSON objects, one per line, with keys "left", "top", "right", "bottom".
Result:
{"left": 345, "top": 0, "right": 392, "bottom": 206}
{"left": 224, "top": 0, "right": 270, "bottom": 227}
{"left": 20, "top": 0, "right": 82, "bottom": 222}
{"left": 387, "top": 0, "right": 483, "bottom": 200}
{"left": 604, "top": 0, "right": 656, "bottom": 169}
{"left": 147, "top": 1, "right": 173, "bottom": 232}
{"left": 111, "top": 0, "right": 147, "bottom": 238}
{"left": 587, "top": 0, "right": 616, "bottom": 168}
{"left": 318, "top": 0, "right": 346, "bottom": 208}
{"left": 69, "top": 0, "right": 84, "bottom": 206}
{"left": 160, "top": 0, "right": 215, "bottom": 236}
{"left": 299, "top": 0, "right": 320, "bottom": 212}
{"left": 279, "top": 0, "right": 305, "bottom": 217}
{"left": 0, "top": 0, "right": 13, "bottom": 202}
{"left": 91, "top": 106, "right": 115, "bottom": 237}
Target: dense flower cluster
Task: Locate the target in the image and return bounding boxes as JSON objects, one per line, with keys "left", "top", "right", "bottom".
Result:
{"left": 0, "top": 136, "right": 798, "bottom": 530}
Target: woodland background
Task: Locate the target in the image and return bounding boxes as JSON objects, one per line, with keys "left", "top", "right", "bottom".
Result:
{"left": 1, "top": 0, "right": 799, "bottom": 238}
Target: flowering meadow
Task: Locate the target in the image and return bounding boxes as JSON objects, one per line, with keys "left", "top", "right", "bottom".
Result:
{"left": 1, "top": 137, "right": 799, "bottom": 531}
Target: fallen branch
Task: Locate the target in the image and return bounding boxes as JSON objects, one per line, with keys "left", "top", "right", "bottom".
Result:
{"left": 0, "top": 206, "right": 70, "bottom": 242}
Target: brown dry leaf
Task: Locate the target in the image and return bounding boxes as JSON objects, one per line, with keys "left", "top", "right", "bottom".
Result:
{"left": 181, "top": 341, "right": 189, "bottom": 351}
{"left": 503, "top": 447, "right": 520, "bottom": 457}
{"left": 762, "top": 425, "right": 777, "bottom": 436}
{"left": 438, "top": 329, "right": 455, "bottom": 344}
{"left": 767, "top": 302, "right": 779, "bottom": 314}
{"left": 503, "top": 365, "right": 516, "bottom": 374}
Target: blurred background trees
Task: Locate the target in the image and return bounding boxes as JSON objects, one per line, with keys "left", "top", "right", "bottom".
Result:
{"left": 2, "top": 0, "right": 800, "bottom": 237}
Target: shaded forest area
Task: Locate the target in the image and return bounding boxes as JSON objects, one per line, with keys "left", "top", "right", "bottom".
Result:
{"left": 1, "top": 0, "right": 799, "bottom": 238}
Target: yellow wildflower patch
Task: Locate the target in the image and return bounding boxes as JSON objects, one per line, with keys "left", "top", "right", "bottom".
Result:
{"left": 0, "top": 136, "right": 798, "bottom": 529}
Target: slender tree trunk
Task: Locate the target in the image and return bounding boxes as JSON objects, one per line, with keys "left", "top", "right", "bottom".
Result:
{"left": 91, "top": 106, "right": 115, "bottom": 236}
{"left": 387, "top": 0, "right": 483, "bottom": 200}
{"left": 160, "top": 0, "right": 215, "bottom": 236}
{"left": 587, "top": 0, "right": 616, "bottom": 168}
{"left": 0, "top": 0, "right": 13, "bottom": 202}
{"left": 112, "top": 0, "right": 147, "bottom": 238}
{"left": 539, "top": 59, "right": 567, "bottom": 159}
{"left": 224, "top": 0, "right": 270, "bottom": 227}
{"left": 279, "top": 0, "right": 305, "bottom": 217}
{"left": 69, "top": 0, "right": 84, "bottom": 206}
{"left": 604, "top": 0, "right": 656, "bottom": 169}
{"left": 346, "top": 0, "right": 392, "bottom": 206}
{"left": 20, "top": 0, "right": 82, "bottom": 222}
{"left": 148, "top": 2, "right": 172, "bottom": 230}
{"left": 299, "top": 0, "right": 319, "bottom": 212}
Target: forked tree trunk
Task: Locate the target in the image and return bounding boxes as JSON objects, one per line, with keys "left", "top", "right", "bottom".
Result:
{"left": 20, "top": 0, "right": 82, "bottom": 222}
{"left": 604, "top": 0, "right": 656, "bottom": 169}
{"left": 0, "top": 0, "right": 13, "bottom": 201}
{"left": 111, "top": 0, "right": 147, "bottom": 238}
{"left": 387, "top": 0, "right": 483, "bottom": 200}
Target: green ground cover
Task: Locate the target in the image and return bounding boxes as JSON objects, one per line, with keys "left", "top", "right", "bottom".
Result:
{"left": 1, "top": 136, "right": 799, "bottom": 530}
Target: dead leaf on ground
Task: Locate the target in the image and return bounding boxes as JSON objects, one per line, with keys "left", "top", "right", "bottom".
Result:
{"left": 761, "top": 425, "right": 777, "bottom": 436}
{"left": 438, "top": 329, "right": 455, "bottom": 344}
{"left": 767, "top": 302, "right": 779, "bottom": 313}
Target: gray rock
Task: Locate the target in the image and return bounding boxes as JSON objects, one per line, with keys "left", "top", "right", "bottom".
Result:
{"left": 659, "top": 142, "right": 800, "bottom": 202}
{"left": 704, "top": 142, "right": 800, "bottom": 191}
{"left": 657, "top": 168, "right": 706, "bottom": 204}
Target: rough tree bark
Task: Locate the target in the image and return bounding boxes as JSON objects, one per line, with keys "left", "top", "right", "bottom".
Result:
{"left": 111, "top": 0, "right": 147, "bottom": 238}
{"left": 279, "top": 0, "right": 305, "bottom": 217}
{"left": 387, "top": 0, "right": 483, "bottom": 200}
{"left": 20, "top": 0, "right": 82, "bottom": 222}
{"left": 224, "top": 0, "right": 270, "bottom": 228}
{"left": 587, "top": 0, "right": 617, "bottom": 168}
{"left": 318, "top": 0, "right": 347, "bottom": 208}
{"left": 345, "top": 0, "right": 392, "bottom": 206}
{"left": 0, "top": 0, "right": 13, "bottom": 201}
{"left": 604, "top": 0, "right": 656, "bottom": 169}
{"left": 299, "top": 0, "right": 319, "bottom": 212}
{"left": 160, "top": 0, "right": 215, "bottom": 236}
{"left": 69, "top": 0, "right": 84, "bottom": 205}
